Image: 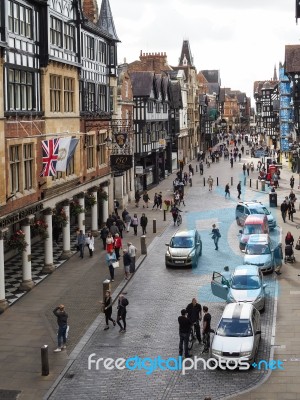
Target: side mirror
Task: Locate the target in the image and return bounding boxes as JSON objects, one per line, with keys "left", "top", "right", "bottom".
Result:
{"left": 165, "top": 243, "right": 169, "bottom": 246}
{"left": 255, "top": 330, "right": 261, "bottom": 335}
{"left": 222, "top": 285, "right": 229, "bottom": 290}
{"left": 263, "top": 283, "right": 267, "bottom": 288}
{"left": 239, "top": 230, "right": 243, "bottom": 234}
{"left": 241, "top": 249, "right": 245, "bottom": 253}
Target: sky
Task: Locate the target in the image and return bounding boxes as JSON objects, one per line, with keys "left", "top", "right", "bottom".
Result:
{"left": 99, "top": 0, "right": 300, "bottom": 103}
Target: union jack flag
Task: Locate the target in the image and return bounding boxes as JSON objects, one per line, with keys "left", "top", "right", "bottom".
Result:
{"left": 40, "top": 138, "right": 60, "bottom": 177}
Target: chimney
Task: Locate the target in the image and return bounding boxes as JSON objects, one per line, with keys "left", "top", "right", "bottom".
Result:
{"left": 82, "top": 0, "right": 98, "bottom": 23}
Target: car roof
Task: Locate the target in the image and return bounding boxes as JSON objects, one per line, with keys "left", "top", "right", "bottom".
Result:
{"left": 172, "top": 229, "right": 197, "bottom": 238}
{"left": 247, "top": 234, "right": 269, "bottom": 244}
{"left": 237, "top": 201, "right": 264, "bottom": 208}
{"left": 232, "top": 265, "right": 260, "bottom": 276}
{"left": 244, "top": 214, "right": 266, "bottom": 223}
{"left": 221, "top": 302, "right": 254, "bottom": 320}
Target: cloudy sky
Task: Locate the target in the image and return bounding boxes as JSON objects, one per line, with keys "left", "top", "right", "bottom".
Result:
{"left": 100, "top": 0, "right": 300, "bottom": 103}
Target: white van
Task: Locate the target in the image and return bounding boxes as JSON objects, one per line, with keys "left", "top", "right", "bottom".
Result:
{"left": 211, "top": 302, "right": 261, "bottom": 366}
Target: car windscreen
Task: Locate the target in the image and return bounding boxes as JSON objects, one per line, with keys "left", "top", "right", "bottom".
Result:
{"left": 243, "top": 224, "right": 263, "bottom": 235}
{"left": 245, "top": 243, "right": 270, "bottom": 255}
{"left": 250, "top": 208, "right": 265, "bottom": 215}
{"left": 216, "top": 318, "right": 253, "bottom": 337}
{"left": 231, "top": 274, "right": 261, "bottom": 290}
{"left": 170, "top": 237, "right": 194, "bottom": 248}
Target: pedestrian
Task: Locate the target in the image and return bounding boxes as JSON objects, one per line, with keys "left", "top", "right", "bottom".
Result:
{"left": 116, "top": 216, "right": 125, "bottom": 238}
{"left": 106, "top": 232, "right": 114, "bottom": 253}
{"left": 128, "top": 242, "right": 137, "bottom": 273}
{"left": 152, "top": 193, "right": 159, "bottom": 209}
{"left": 285, "top": 231, "right": 294, "bottom": 246}
{"left": 103, "top": 290, "right": 116, "bottom": 330}
{"left": 106, "top": 214, "right": 114, "bottom": 230}
{"left": 280, "top": 200, "right": 288, "bottom": 223}
{"left": 257, "top": 160, "right": 261, "bottom": 171}
{"left": 288, "top": 202, "right": 296, "bottom": 222}
{"left": 110, "top": 221, "right": 120, "bottom": 237}
{"left": 274, "top": 244, "right": 283, "bottom": 275}
{"left": 171, "top": 204, "right": 182, "bottom": 226}
{"left": 289, "top": 190, "right": 297, "bottom": 204}
{"left": 100, "top": 224, "right": 109, "bottom": 250}
{"left": 123, "top": 249, "right": 131, "bottom": 280}
{"left": 222, "top": 266, "right": 231, "bottom": 284}
{"left": 202, "top": 305, "right": 212, "bottom": 354}
{"left": 199, "top": 161, "right": 204, "bottom": 175}
{"left": 186, "top": 298, "right": 202, "bottom": 344}
{"left": 241, "top": 145, "right": 244, "bottom": 154}
{"left": 106, "top": 249, "right": 117, "bottom": 282}
{"left": 117, "top": 294, "right": 129, "bottom": 333}
{"left": 135, "top": 190, "right": 141, "bottom": 207}
{"left": 158, "top": 192, "right": 163, "bottom": 209}
{"left": 242, "top": 163, "right": 246, "bottom": 175}
{"left": 143, "top": 191, "right": 150, "bottom": 208}
{"left": 179, "top": 191, "right": 185, "bottom": 206}
{"left": 140, "top": 213, "right": 148, "bottom": 235}
{"left": 238, "top": 152, "right": 241, "bottom": 162}
{"left": 122, "top": 208, "right": 128, "bottom": 221}
{"left": 178, "top": 309, "right": 192, "bottom": 358}
{"left": 114, "top": 233, "right": 122, "bottom": 260}
{"left": 124, "top": 213, "right": 132, "bottom": 233}
{"left": 225, "top": 183, "right": 230, "bottom": 198}
{"left": 131, "top": 213, "right": 139, "bottom": 236}
{"left": 114, "top": 199, "right": 119, "bottom": 216}
{"left": 290, "top": 175, "right": 295, "bottom": 189}
{"left": 211, "top": 224, "right": 221, "bottom": 250}
{"left": 77, "top": 229, "right": 85, "bottom": 258}
{"left": 246, "top": 163, "right": 250, "bottom": 176}
{"left": 237, "top": 181, "right": 241, "bottom": 199}
{"left": 53, "top": 304, "right": 68, "bottom": 352}
{"left": 85, "top": 231, "right": 94, "bottom": 257}
{"left": 230, "top": 157, "right": 234, "bottom": 168}
{"left": 207, "top": 176, "right": 213, "bottom": 191}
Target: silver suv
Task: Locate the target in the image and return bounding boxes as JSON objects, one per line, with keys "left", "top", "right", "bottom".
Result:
{"left": 165, "top": 229, "right": 202, "bottom": 268}
{"left": 235, "top": 201, "right": 276, "bottom": 230}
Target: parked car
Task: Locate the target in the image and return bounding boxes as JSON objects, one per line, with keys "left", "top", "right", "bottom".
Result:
{"left": 239, "top": 214, "right": 269, "bottom": 251}
{"left": 165, "top": 229, "right": 202, "bottom": 268}
{"left": 211, "top": 302, "right": 261, "bottom": 366}
{"left": 211, "top": 265, "right": 266, "bottom": 311}
{"left": 243, "top": 234, "right": 281, "bottom": 273}
{"left": 235, "top": 201, "right": 276, "bottom": 230}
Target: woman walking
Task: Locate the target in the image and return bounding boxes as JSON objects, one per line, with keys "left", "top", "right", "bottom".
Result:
{"left": 86, "top": 232, "right": 95, "bottom": 257}
{"left": 114, "top": 233, "right": 122, "bottom": 260}
{"left": 106, "top": 250, "right": 117, "bottom": 282}
{"left": 100, "top": 224, "right": 109, "bottom": 250}
{"left": 103, "top": 290, "right": 116, "bottom": 330}
{"left": 211, "top": 224, "right": 221, "bottom": 251}
{"left": 140, "top": 213, "right": 148, "bottom": 235}
{"left": 143, "top": 191, "right": 150, "bottom": 208}
{"left": 106, "top": 232, "right": 114, "bottom": 253}
{"left": 131, "top": 213, "right": 139, "bottom": 236}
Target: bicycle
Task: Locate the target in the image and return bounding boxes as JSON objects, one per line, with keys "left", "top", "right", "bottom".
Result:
{"left": 176, "top": 213, "right": 182, "bottom": 226}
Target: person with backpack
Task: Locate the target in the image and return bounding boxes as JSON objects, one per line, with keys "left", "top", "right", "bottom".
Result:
{"left": 140, "top": 213, "right": 148, "bottom": 235}
{"left": 117, "top": 294, "right": 129, "bottom": 333}
{"left": 143, "top": 191, "right": 150, "bottom": 208}
{"left": 211, "top": 224, "right": 221, "bottom": 250}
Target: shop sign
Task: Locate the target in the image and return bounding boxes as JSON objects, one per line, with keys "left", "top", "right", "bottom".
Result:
{"left": 110, "top": 155, "right": 133, "bottom": 172}
{"left": 0, "top": 203, "right": 44, "bottom": 228}
{"left": 159, "top": 139, "right": 166, "bottom": 148}
{"left": 135, "top": 166, "right": 144, "bottom": 175}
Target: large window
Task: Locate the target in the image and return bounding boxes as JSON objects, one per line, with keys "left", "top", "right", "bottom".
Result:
{"left": 8, "top": 69, "right": 33, "bottom": 111}
{"left": 86, "top": 36, "right": 95, "bottom": 60}
{"left": 98, "top": 41, "right": 106, "bottom": 63}
{"left": 98, "top": 132, "right": 106, "bottom": 165}
{"left": 86, "top": 135, "right": 94, "bottom": 169}
{"left": 50, "top": 75, "right": 61, "bottom": 112}
{"left": 99, "top": 85, "right": 106, "bottom": 112}
{"left": 87, "top": 83, "right": 95, "bottom": 111}
{"left": 64, "top": 23, "right": 74, "bottom": 51}
{"left": 64, "top": 77, "right": 74, "bottom": 112}
{"left": 9, "top": 145, "right": 21, "bottom": 193}
{"left": 50, "top": 16, "right": 62, "bottom": 47}
{"left": 23, "top": 143, "right": 33, "bottom": 190}
{"left": 8, "top": 1, "right": 32, "bottom": 38}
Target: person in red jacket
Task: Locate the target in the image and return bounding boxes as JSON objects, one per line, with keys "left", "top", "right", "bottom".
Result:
{"left": 114, "top": 233, "right": 122, "bottom": 260}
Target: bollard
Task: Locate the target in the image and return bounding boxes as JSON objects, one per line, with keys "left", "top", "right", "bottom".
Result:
{"left": 203, "top": 177, "right": 205, "bottom": 186}
{"left": 141, "top": 235, "right": 147, "bottom": 255}
{"left": 103, "top": 279, "right": 111, "bottom": 304}
{"left": 244, "top": 177, "right": 246, "bottom": 186}
{"left": 153, "top": 219, "right": 157, "bottom": 234}
{"left": 231, "top": 177, "right": 233, "bottom": 186}
{"left": 205, "top": 158, "right": 207, "bottom": 164}
{"left": 217, "top": 177, "right": 219, "bottom": 186}
{"left": 163, "top": 210, "right": 166, "bottom": 221}
{"left": 41, "top": 345, "right": 49, "bottom": 376}
{"left": 250, "top": 179, "right": 252, "bottom": 188}
{"left": 196, "top": 165, "right": 198, "bottom": 172}
{"left": 256, "top": 180, "right": 258, "bottom": 190}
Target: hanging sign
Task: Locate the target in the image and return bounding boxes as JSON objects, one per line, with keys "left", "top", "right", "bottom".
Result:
{"left": 110, "top": 155, "right": 132, "bottom": 172}
{"left": 114, "top": 133, "right": 127, "bottom": 148}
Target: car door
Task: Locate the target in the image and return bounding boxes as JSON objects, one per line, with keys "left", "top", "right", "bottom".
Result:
{"left": 253, "top": 308, "right": 261, "bottom": 354}
{"left": 211, "top": 272, "right": 229, "bottom": 300}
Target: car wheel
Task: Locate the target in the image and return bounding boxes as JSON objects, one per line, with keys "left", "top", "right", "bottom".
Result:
{"left": 199, "top": 244, "right": 202, "bottom": 257}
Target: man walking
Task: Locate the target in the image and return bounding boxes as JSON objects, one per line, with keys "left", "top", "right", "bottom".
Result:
{"left": 128, "top": 242, "right": 137, "bottom": 273}
{"left": 117, "top": 294, "right": 129, "bottom": 333}
{"left": 237, "top": 181, "right": 241, "bottom": 199}
{"left": 186, "top": 298, "right": 202, "bottom": 344}
{"left": 202, "top": 306, "right": 212, "bottom": 354}
{"left": 77, "top": 229, "right": 85, "bottom": 258}
{"left": 53, "top": 304, "right": 68, "bottom": 352}
{"left": 178, "top": 309, "right": 192, "bottom": 358}
{"left": 280, "top": 200, "right": 288, "bottom": 223}
{"left": 207, "top": 176, "right": 213, "bottom": 191}
{"left": 211, "top": 224, "right": 221, "bottom": 250}
{"left": 225, "top": 183, "right": 230, "bottom": 198}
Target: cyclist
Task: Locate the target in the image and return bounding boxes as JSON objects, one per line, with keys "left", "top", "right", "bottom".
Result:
{"left": 171, "top": 205, "right": 182, "bottom": 226}
{"left": 186, "top": 298, "right": 202, "bottom": 344}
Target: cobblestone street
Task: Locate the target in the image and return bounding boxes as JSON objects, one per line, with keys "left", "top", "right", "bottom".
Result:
{"left": 47, "top": 153, "right": 278, "bottom": 400}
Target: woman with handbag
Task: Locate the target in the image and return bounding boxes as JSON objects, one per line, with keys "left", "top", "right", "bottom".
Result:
{"left": 131, "top": 214, "right": 139, "bottom": 236}
{"left": 114, "top": 233, "right": 122, "bottom": 260}
{"left": 106, "top": 250, "right": 117, "bottom": 282}
{"left": 106, "top": 232, "right": 114, "bottom": 253}
{"left": 85, "top": 232, "right": 94, "bottom": 257}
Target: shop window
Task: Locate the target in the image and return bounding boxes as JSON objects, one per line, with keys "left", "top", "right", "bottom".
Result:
{"left": 98, "top": 132, "right": 107, "bottom": 165}
{"left": 23, "top": 143, "right": 33, "bottom": 190}
{"left": 86, "top": 135, "right": 95, "bottom": 169}
{"left": 9, "top": 145, "right": 21, "bottom": 193}
{"left": 50, "top": 75, "right": 61, "bottom": 112}
{"left": 64, "top": 77, "right": 74, "bottom": 112}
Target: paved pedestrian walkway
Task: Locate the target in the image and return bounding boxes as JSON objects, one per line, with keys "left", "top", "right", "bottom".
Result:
{"left": 0, "top": 141, "right": 300, "bottom": 400}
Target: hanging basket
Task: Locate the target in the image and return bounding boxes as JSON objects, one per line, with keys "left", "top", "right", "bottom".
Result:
{"left": 32, "top": 219, "right": 49, "bottom": 240}
{"left": 53, "top": 208, "right": 68, "bottom": 228}
{"left": 6, "top": 230, "right": 28, "bottom": 253}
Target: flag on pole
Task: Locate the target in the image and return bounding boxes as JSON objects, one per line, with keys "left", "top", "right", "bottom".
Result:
{"left": 40, "top": 138, "right": 60, "bottom": 177}
{"left": 56, "top": 137, "right": 79, "bottom": 172}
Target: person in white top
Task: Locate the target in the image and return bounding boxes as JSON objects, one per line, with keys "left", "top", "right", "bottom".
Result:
{"left": 128, "top": 242, "right": 137, "bottom": 273}
{"left": 85, "top": 232, "right": 95, "bottom": 257}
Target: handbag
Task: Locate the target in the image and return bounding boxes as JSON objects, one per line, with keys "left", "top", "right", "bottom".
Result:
{"left": 112, "top": 261, "right": 119, "bottom": 269}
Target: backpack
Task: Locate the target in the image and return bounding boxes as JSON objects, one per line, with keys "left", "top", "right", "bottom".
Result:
{"left": 123, "top": 298, "right": 129, "bottom": 306}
